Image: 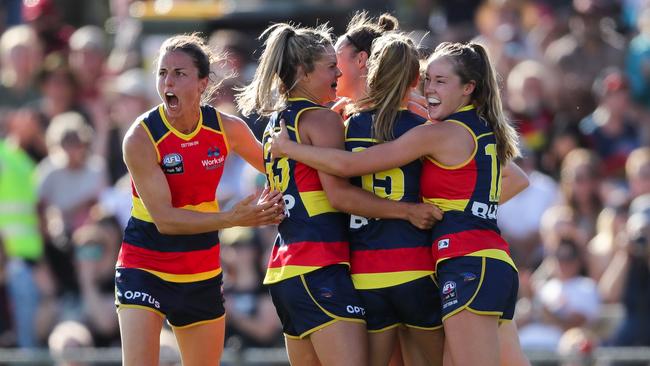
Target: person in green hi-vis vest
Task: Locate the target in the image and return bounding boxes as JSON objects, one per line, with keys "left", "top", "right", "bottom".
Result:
{"left": 0, "top": 139, "right": 43, "bottom": 347}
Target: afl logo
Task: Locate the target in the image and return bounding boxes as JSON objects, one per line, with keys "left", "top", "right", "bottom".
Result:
{"left": 162, "top": 153, "right": 184, "bottom": 174}
{"left": 442, "top": 281, "right": 456, "bottom": 295}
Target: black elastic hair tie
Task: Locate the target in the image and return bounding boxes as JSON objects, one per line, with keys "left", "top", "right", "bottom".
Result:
{"left": 346, "top": 35, "right": 367, "bottom": 54}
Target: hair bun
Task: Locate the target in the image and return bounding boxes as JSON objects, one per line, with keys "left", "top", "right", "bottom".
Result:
{"left": 377, "top": 14, "right": 398, "bottom": 31}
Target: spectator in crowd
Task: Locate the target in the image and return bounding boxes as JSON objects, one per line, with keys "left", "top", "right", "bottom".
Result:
{"left": 518, "top": 238, "right": 601, "bottom": 350}
{"left": 15, "top": 53, "right": 85, "bottom": 163}
{"left": 104, "top": 67, "right": 153, "bottom": 184}
{"left": 37, "top": 111, "right": 108, "bottom": 237}
{"left": 0, "top": 137, "right": 44, "bottom": 348}
{"left": 625, "top": 7, "right": 650, "bottom": 109}
{"left": 545, "top": 3, "right": 625, "bottom": 120}
{"left": 559, "top": 148, "right": 604, "bottom": 238}
{"left": 67, "top": 25, "right": 112, "bottom": 159}
{"left": 21, "top": 0, "right": 73, "bottom": 56}
{"left": 626, "top": 147, "right": 650, "bottom": 200}
{"left": 587, "top": 199, "right": 629, "bottom": 282}
{"left": 71, "top": 220, "right": 120, "bottom": 346}
{"left": 0, "top": 24, "right": 42, "bottom": 127}
{"left": 220, "top": 227, "right": 282, "bottom": 349}
{"left": 600, "top": 205, "right": 650, "bottom": 346}
{"left": 579, "top": 68, "right": 640, "bottom": 178}
{"left": 505, "top": 59, "right": 556, "bottom": 159}
{"left": 499, "top": 146, "right": 561, "bottom": 270}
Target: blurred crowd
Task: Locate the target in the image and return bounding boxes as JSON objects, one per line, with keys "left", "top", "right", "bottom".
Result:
{"left": 0, "top": 0, "right": 650, "bottom": 363}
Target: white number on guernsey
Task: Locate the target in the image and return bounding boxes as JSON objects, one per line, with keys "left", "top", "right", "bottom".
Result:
{"left": 283, "top": 194, "right": 296, "bottom": 217}
{"left": 350, "top": 214, "right": 369, "bottom": 229}
{"left": 471, "top": 201, "right": 498, "bottom": 220}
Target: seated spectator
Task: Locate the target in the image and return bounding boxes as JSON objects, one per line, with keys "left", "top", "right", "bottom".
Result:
{"left": 559, "top": 148, "right": 604, "bottom": 238}
{"left": 499, "top": 145, "right": 561, "bottom": 270}
{"left": 0, "top": 24, "right": 43, "bottom": 124}
{"left": 220, "top": 227, "right": 283, "bottom": 349}
{"left": 518, "top": 239, "right": 601, "bottom": 350}
{"left": 506, "top": 59, "right": 555, "bottom": 157}
{"left": 601, "top": 208, "right": 650, "bottom": 346}
{"left": 579, "top": 68, "right": 640, "bottom": 178}
{"left": 587, "top": 200, "right": 629, "bottom": 282}
{"left": 37, "top": 111, "right": 108, "bottom": 237}
{"left": 70, "top": 220, "right": 120, "bottom": 346}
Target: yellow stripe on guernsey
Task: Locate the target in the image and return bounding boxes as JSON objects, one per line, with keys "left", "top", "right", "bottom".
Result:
{"left": 131, "top": 196, "right": 220, "bottom": 222}
{"left": 142, "top": 267, "right": 223, "bottom": 283}
{"left": 265, "top": 264, "right": 348, "bottom": 284}
{"left": 299, "top": 191, "right": 339, "bottom": 217}
{"left": 288, "top": 97, "right": 324, "bottom": 145}
{"left": 423, "top": 197, "right": 469, "bottom": 212}
{"left": 425, "top": 119, "right": 479, "bottom": 169}
{"left": 437, "top": 249, "right": 517, "bottom": 272}
{"left": 352, "top": 271, "right": 434, "bottom": 290}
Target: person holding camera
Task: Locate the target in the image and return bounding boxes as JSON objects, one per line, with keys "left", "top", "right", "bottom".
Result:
{"left": 599, "top": 207, "right": 650, "bottom": 346}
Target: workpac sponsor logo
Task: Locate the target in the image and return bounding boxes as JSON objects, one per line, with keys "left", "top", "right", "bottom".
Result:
{"left": 162, "top": 153, "right": 184, "bottom": 174}
{"left": 120, "top": 290, "right": 161, "bottom": 309}
{"left": 202, "top": 146, "right": 225, "bottom": 170}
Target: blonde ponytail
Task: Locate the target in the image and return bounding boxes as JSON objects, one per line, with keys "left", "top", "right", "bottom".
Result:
{"left": 236, "top": 23, "right": 333, "bottom": 117}
{"left": 351, "top": 33, "right": 420, "bottom": 142}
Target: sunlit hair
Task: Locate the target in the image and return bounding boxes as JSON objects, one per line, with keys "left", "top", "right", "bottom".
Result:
{"left": 156, "top": 33, "right": 226, "bottom": 104}
{"left": 343, "top": 11, "right": 398, "bottom": 55}
{"left": 429, "top": 42, "right": 520, "bottom": 163}
{"left": 350, "top": 33, "right": 420, "bottom": 142}
{"left": 236, "top": 23, "right": 333, "bottom": 117}
{"left": 626, "top": 147, "right": 650, "bottom": 179}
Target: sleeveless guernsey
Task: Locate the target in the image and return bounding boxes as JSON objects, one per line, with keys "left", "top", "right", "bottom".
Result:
{"left": 420, "top": 105, "right": 515, "bottom": 269}
{"left": 118, "top": 104, "right": 229, "bottom": 282}
{"left": 262, "top": 98, "right": 349, "bottom": 284}
{"left": 345, "top": 110, "right": 434, "bottom": 289}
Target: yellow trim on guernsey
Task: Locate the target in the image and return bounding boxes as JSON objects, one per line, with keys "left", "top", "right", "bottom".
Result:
{"left": 422, "top": 197, "right": 469, "bottom": 212}
{"left": 299, "top": 190, "right": 339, "bottom": 217}
{"left": 131, "top": 197, "right": 219, "bottom": 223}
{"left": 425, "top": 119, "right": 478, "bottom": 169}
{"left": 139, "top": 120, "right": 161, "bottom": 163}
{"left": 351, "top": 271, "right": 433, "bottom": 290}
{"left": 215, "top": 111, "right": 230, "bottom": 154}
{"left": 158, "top": 105, "right": 203, "bottom": 141}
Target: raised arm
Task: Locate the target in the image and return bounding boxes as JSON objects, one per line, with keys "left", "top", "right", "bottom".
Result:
{"left": 122, "top": 122, "right": 282, "bottom": 235}
{"left": 272, "top": 119, "right": 438, "bottom": 177}
{"left": 499, "top": 161, "right": 530, "bottom": 204}
{"left": 299, "top": 109, "right": 441, "bottom": 229}
{"left": 220, "top": 113, "right": 265, "bottom": 173}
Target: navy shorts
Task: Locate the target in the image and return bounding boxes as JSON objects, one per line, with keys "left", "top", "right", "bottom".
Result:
{"left": 115, "top": 267, "right": 225, "bottom": 327}
{"left": 268, "top": 264, "right": 366, "bottom": 339}
{"left": 436, "top": 256, "right": 518, "bottom": 322}
{"left": 359, "top": 275, "right": 443, "bottom": 332}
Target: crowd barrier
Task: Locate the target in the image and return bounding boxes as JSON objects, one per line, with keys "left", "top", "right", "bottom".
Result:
{"left": 0, "top": 347, "right": 649, "bottom": 365}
